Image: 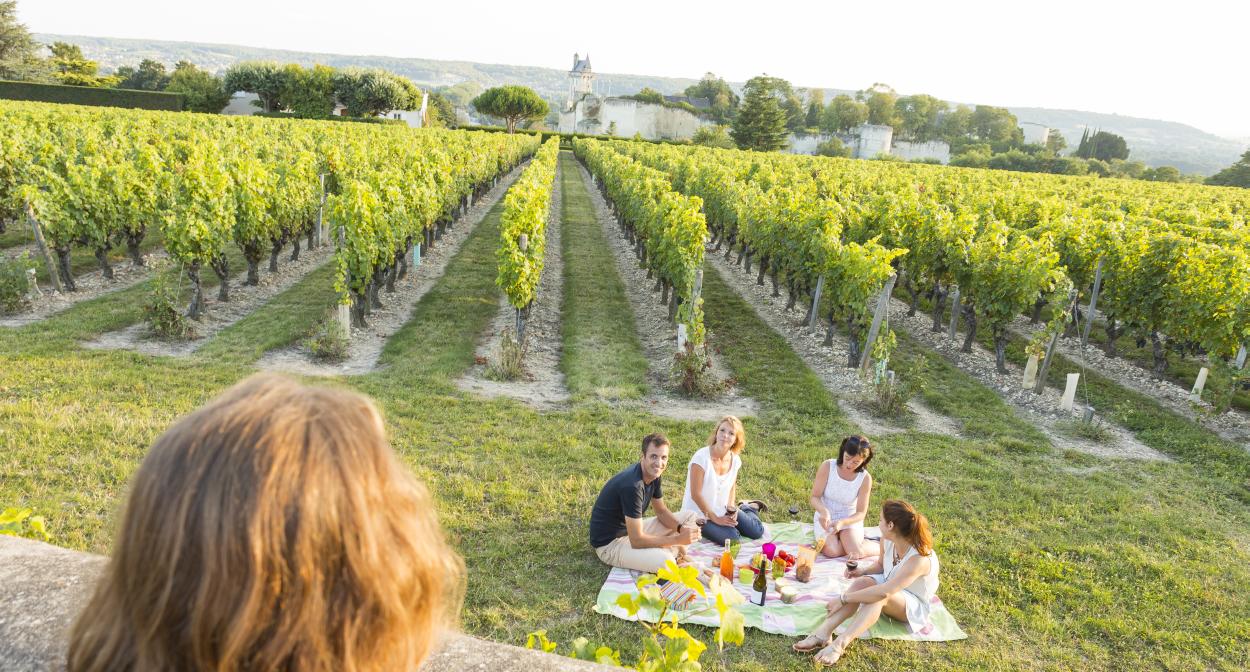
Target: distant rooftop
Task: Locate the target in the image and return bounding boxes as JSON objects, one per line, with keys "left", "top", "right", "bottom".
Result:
{"left": 571, "top": 53, "right": 592, "bottom": 74}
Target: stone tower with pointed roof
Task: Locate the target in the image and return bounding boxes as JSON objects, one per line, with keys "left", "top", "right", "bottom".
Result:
{"left": 566, "top": 53, "right": 594, "bottom": 111}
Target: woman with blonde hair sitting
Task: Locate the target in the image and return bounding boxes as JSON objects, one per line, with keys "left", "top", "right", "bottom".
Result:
{"left": 680, "top": 415, "right": 765, "bottom": 545}
{"left": 792, "top": 499, "right": 941, "bottom": 665}
{"left": 68, "top": 374, "right": 463, "bottom": 672}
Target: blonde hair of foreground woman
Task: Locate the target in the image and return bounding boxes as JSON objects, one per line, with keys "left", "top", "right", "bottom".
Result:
{"left": 68, "top": 373, "right": 464, "bottom": 672}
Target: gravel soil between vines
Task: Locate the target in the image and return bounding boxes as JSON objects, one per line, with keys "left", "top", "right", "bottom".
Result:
{"left": 1005, "top": 313, "right": 1250, "bottom": 446}
{"left": 256, "top": 163, "right": 526, "bottom": 377}
{"left": 457, "top": 164, "right": 570, "bottom": 409}
{"left": 82, "top": 245, "right": 332, "bottom": 357}
{"left": 577, "top": 161, "right": 758, "bottom": 422}
{"left": 891, "top": 299, "right": 1168, "bottom": 461}
{"left": 1, "top": 251, "right": 167, "bottom": 328}
{"left": 702, "top": 243, "right": 961, "bottom": 439}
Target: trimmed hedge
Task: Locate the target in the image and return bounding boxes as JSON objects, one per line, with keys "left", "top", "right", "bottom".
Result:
{"left": 0, "top": 80, "right": 183, "bottom": 111}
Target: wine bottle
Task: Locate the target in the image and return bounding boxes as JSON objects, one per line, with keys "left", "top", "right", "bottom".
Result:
{"left": 719, "top": 539, "right": 734, "bottom": 580}
{"left": 751, "top": 562, "right": 768, "bottom": 606}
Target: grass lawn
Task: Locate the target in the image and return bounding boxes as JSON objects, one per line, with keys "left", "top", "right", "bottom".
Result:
{"left": 2, "top": 160, "right": 1248, "bottom": 670}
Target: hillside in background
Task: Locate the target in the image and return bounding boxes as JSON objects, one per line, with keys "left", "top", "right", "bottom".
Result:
{"left": 37, "top": 34, "right": 1247, "bottom": 175}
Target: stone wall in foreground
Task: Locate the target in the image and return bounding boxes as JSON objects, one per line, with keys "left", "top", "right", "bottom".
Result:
{"left": 0, "top": 535, "right": 606, "bottom": 672}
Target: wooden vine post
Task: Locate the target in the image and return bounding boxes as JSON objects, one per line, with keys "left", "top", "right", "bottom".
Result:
{"left": 25, "top": 202, "right": 62, "bottom": 293}
{"left": 947, "top": 285, "right": 961, "bottom": 339}
{"left": 315, "top": 173, "right": 327, "bottom": 248}
{"left": 1034, "top": 289, "right": 1079, "bottom": 395}
{"left": 859, "top": 274, "right": 898, "bottom": 374}
{"left": 1080, "top": 259, "right": 1103, "bottom": 347}
{"left": 807, "top": 275, "right": 825, "bottom": 328}
{"left": 515, "top": 234, "right": 528, "bottom": 342}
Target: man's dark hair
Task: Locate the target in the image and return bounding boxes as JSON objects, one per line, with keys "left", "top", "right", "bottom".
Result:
{"left": 640, "top": 432, "right": 670, "bottom": 455}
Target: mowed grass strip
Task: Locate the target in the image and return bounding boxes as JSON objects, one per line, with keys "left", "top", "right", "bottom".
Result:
{"left": 193, "top": 260, "right": 338, "bottom": 367}
{"left": 558, "top": 152, "right": 648, "bottom": 403}
{"left": 1, "top": 246, "right": 249, "bottom": 354}
{"left": 371, "top": 190, "right": 511, "bottom": 383}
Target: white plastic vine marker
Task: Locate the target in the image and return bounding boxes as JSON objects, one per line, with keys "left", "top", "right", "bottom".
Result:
{"left": 1190, "top": 367, "right": 1209, "bottom": 402}
{"left": 677, "top": 324, "right": 687, "bottom": 352}
{"left": 1236, "top": 345, "right": 1247, "bottom": 370}
{"left": 1022, "top": 355, "right": 1039, "bottom": 388}
{"left": 336, "top": 303, "right": 351, "bottom": 336}
{"left": 806, "top": 275, "right": 825, "bottom": 328}
{"left": 1060, "top": 373, "right": 1080, "bottom": 411}
{"left": 413, "top": 243, "right": 421, "bottom": 268}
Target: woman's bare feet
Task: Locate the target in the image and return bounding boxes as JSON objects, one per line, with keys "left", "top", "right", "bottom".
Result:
{"left": 814, "top": 640, "right": 848, "bottom": 666}
{"left": 792, "top": 634, "right": 829, "bottom": 653}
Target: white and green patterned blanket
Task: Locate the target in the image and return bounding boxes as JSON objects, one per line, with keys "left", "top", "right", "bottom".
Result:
{"left": 593, "top": 522, "right": 966, "bottom": 641}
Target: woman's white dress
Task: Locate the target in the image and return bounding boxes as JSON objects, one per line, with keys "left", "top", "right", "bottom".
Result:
{"left": 813, "top": 459, "right": 866, "bottom": 541}
{"left": 866, "top": 538, "right": 941, "bottom": 633}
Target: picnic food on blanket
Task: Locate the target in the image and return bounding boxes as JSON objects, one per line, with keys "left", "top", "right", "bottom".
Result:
{"left": 795, "top": 545, "right": 818, "bottom": 583}
{"left": 720, "top": 539, "right": 735, "bottom": 580}
{"left": 771, "top": 556, "right": 786, "bottom": 579}
{"left": 779, "top": 586, "right": 798, "bottom": 604}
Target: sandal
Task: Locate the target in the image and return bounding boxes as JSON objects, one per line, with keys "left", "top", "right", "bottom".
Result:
{"left": 792, "top": 634, "right": 829, "bottom": 653}
{"left": 738, "top": 499, "right": 768, "bottom": 513}
{"left": 814, "top": 641, "right": 848, "bottom": 666}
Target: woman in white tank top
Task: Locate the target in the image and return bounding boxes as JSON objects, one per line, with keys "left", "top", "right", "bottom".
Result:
{"left": 809, "top": 435, "right": 876, "bottom": 560}
{"left": 793, "top": 499, "right": 941, "bottom": 665}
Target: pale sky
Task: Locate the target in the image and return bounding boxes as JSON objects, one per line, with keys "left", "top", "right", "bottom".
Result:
{"left": 19, "top": 0, "right": 1250, "bottom": 139}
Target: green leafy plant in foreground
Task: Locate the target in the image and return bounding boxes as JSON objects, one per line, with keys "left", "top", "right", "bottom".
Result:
{"left": 527, "top": 561, "right": 744, "bottom": 671}
{"left": 1, "top": 507, "right": 50, "bottom": 541}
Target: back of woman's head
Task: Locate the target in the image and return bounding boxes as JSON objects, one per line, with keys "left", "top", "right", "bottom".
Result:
{"left": 882, "top": 499, "right": 933, "bottom": 557}
{"left": 68, "top": 373, "right": 463, "bottom": 672}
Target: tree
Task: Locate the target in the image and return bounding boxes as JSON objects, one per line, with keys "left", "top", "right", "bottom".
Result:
{"left": 894, "top": 94, "right": 947, "bottom": 142}
{"left": 1142, "top": 165, "right": 1183, "bottom": 182}
{"left": 49, "top": 41, "right": 118, "bottom": 87}
{"left": 1075, "top": 129, "right": 1129, "bottom": 162}
{"left": 1045, "top": 129, "right": 1067, "bottom": 154}
{"left": 969, "top": 105, "right": 1021, "bottom": 148}
{"left": 939, "top": 104, "right": 973, "bottom": 145}
{"left": 805, "top": 88, "right": 825, "bottom": 129}
{"left": 471, "top": 85, "right": 549, "bottom": 133}
{"left": 815, "top": 137, "right": 851, "bottom": 158}
{"left": 0, "top": 1, "right": 51, "bottom": 81}
{"left": 223, "top": 61, "right": 286, "bottom": 112}
{"left": 684, "top": 72, "right": 739, "bottom": 123}
{"left": 857, "top": 83, "right": 899, "bottom": 127}
{"left": 692, "top": 124, "right": 735, "bottom": 149}
{"left": 426, "top": 91, "right": 457, "bottom": 128}
{"left": 114, "top": 59, "right": 169, "bottom": 91}
{"left": 278, "top": 63, "right": 336, "bottom": 116}
{"left": 731, "top": 76, "right": 790, "bottom": 151}
{"left": 630, "top": 87, "right": 665, "bottom": 105}
{"left": 821, "top": 94, "right": 868, "bottom": 134}
{"left": 332, "top": 68, "right": 419, "bottom": 117}
{"left": 1207, "top": 150, "right": 1250, "bottom": 188}
{"left": 165, "top": 61, "right": 230, "bottom": 113}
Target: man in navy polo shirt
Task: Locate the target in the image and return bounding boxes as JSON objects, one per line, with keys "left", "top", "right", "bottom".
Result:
{"left": 589, "top": 432, "right": 701, "bottom": 573}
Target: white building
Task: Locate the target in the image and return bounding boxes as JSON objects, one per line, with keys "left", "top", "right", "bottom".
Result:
{"left": 557, "top": 54, "right": 710, "bottom": 141}
{"left": 1020, "top": 121, "right": 1050, "bottom": 146}
{"left": 222, "top": 91, "right": 260, "bottom": 115}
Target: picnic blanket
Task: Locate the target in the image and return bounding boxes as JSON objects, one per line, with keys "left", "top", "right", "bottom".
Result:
{"left": 593, "top": 522, "right": 966, "bottom": 641}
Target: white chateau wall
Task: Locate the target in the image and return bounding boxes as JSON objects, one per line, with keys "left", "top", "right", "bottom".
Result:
{"left": 855, "top": 124, "right": 893, "bottom": 159}
{"left": 559, "top": 97, "right": 709, "bottom": 140}
{"left": 892, "top": 140, "right": 951, "bottom": 163}
{"left": 787, "top": 129, "right": 950, "bottom": 164}
{"left": 1020, "top": 123, "right": 1050, "bottom": 145}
